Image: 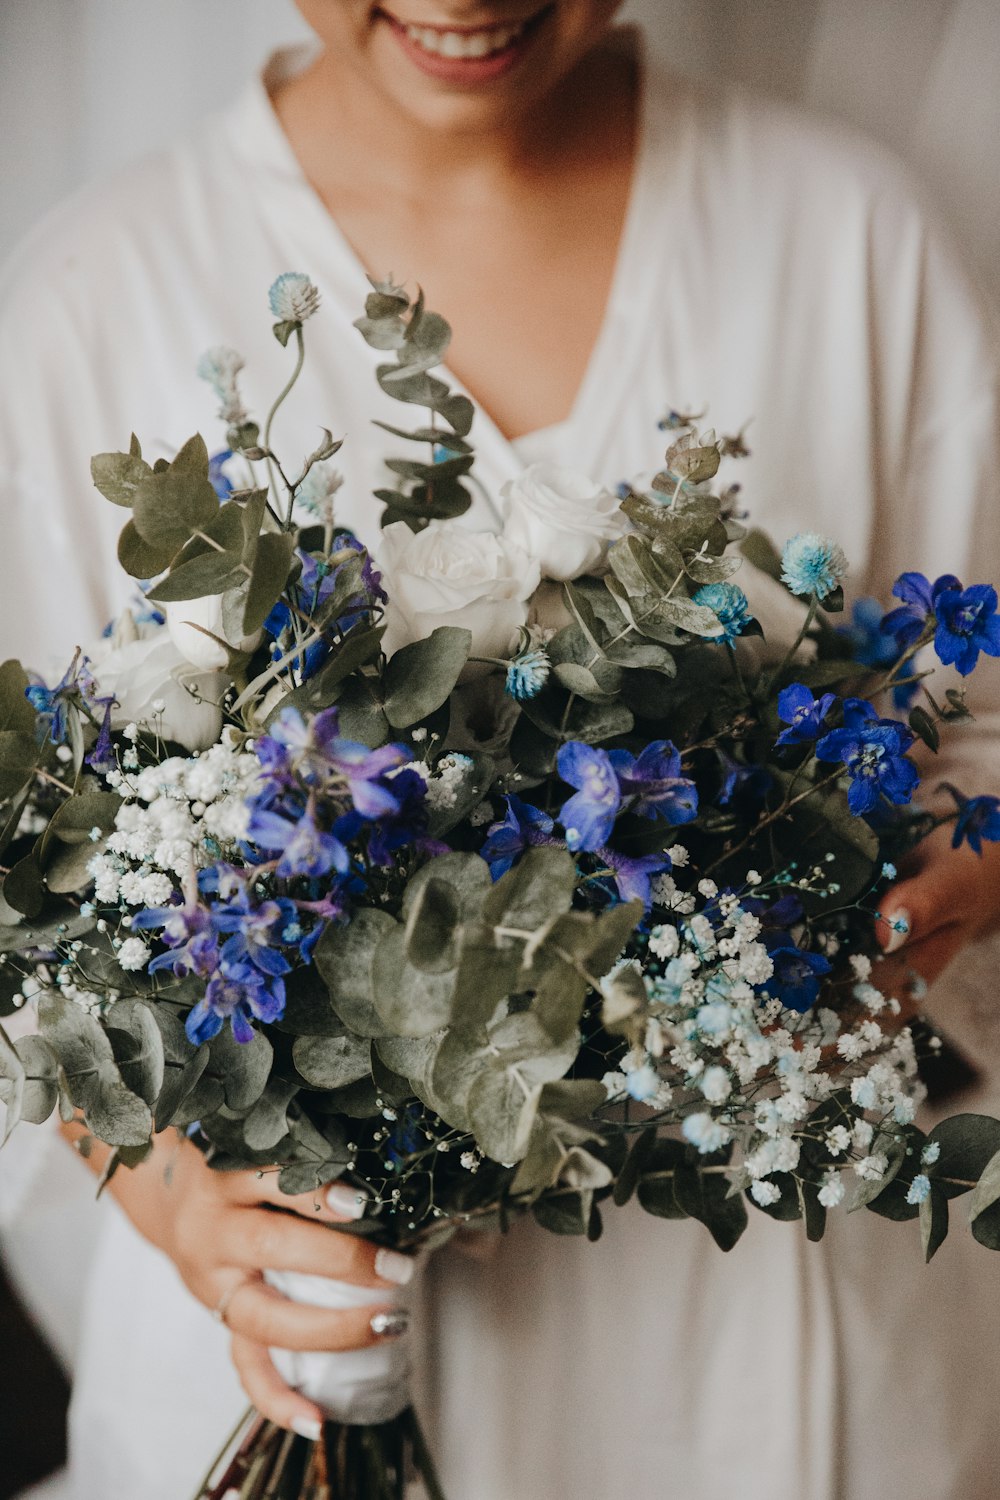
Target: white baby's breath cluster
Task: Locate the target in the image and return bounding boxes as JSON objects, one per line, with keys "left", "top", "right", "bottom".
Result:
{"left": 601, "top": 876, "right": 923, "bottom": 1215}
{"left": 87, "top": 731, "right": 261, "bottom": 912}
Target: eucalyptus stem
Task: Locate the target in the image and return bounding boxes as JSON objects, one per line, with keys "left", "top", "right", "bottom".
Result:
{"left": 260, "top": 324, "right": 306, "bottom": 528}
{"left": 765, "top": 592, "right": 819, "bottom": 693}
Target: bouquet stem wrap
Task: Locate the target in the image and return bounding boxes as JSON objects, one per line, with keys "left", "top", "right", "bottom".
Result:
{"left": 264, "top": 1267, "right": 414, "bottom": 1425}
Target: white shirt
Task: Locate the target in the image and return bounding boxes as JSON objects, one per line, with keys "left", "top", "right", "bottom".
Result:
{"left": 2, "top": 38, "right": 1000, "bottom": 1500}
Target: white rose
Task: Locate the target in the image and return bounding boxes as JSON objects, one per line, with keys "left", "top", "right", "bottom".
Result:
{"left": 500, "top": 462, "right": 627, "bottom": 582}
{"left": 90, "top": 615, "right": 224, "bottom": 752}
{"left": 377, "top": 522, "right": 541, "bottom": 660}
{"left": 164, "top": 594, "right": 262, "bottom": 671}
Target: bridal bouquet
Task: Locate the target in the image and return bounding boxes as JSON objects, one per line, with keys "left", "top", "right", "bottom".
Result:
{"left": 3, "top": 273, "right": 1000, "bottom": 1498}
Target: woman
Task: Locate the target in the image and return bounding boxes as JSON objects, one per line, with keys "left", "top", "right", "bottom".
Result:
{"left": 2, "top": 4, "right": 1000, "bottom": 1497}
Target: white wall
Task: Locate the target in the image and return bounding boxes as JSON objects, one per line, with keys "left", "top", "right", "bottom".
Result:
{"left": 1, "top": 1, "right": 999, "bottom": 307}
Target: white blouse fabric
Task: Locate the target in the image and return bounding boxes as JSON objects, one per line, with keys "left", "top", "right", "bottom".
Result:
{"left": 2, "top": 39, "right": 1000, "bottom": 1500}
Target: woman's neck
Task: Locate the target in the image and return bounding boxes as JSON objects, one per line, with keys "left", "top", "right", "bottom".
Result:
{"left": 271, "top": 28, "right": 637, "bottom": 205}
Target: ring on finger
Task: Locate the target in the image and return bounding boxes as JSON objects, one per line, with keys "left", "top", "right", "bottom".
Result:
{"left": 212, "top": 1277, "right": 251, "bottom": 1327}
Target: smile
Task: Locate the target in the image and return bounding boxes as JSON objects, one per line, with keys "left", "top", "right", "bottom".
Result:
{"left": 378, "top": 6, "right": 553, "bottom": 77}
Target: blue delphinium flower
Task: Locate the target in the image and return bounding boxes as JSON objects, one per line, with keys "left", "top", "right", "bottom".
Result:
{"left": 263, "top": 540, "right": 385, "bottom": 679}
{"left": 692, "top": 582, "right": 753, "bottom": 644}
{"left": 815, "top": 698, "right": 919, "bottom": 815}
{"left": 269, "top": 272, "right": 321, "bottom": 323}
{"left": 556, "top": 743, "right": 622, "bottom": 851}
{"left": 608, "top": 741, "right": 699, "bottom": 826}
{"left": 775, "top": 683, "right": 837, "bottom": 746}
{"left": 208, "top": 449, "right": 234, "bottom": 501}
{"left": 940, "top": 784, "right": 1000, "bottom": 854}
{"left": 767, "top": 945, "right": 832, "bottom": 1012}
{"left": 505, "top": 648, "right": 551, "bottom": 702}
{"left": 717, "top": 752, "right": 772, "bottom": 807}
{"left": 840, "top": 597, "right": 898, "bottom": 667}
{"left": 934, "top": 584, "right": 1000, "bottom": 676}
{"left": 26, "top": 655, "right": 95, "bottom": 745}
{"left": 780, "top": 533, "right": 848, "bottom": 600}
{"left": 481, "top": 796, "right": 556, "bottom": 878}
{"left": 881, "top": 571, "right": 960, "bottom": 648}
{"left": 837, "top": 596, "right": 919, "bottom": 711}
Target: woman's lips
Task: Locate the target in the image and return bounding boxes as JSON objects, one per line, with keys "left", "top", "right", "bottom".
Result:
{"left": 378, "top": 7, "right": 553, "bottom": 85}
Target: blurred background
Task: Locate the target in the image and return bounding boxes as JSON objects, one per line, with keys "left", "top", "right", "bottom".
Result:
{"left": 0, "top": 0, "right": 998, "bottom": 1494}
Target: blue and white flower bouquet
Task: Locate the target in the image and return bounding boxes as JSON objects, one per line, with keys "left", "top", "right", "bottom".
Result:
{"left": 3, "top": 274, "right": 1000, "bottom": 1498}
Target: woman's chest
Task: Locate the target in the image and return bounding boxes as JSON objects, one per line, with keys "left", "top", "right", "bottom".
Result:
{"left": 309, "top": 169, "right": 632, "bottom": 442}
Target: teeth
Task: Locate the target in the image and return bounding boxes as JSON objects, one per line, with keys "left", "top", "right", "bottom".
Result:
{"left": 403, "top": 19, "right": 524, "bottom": 59}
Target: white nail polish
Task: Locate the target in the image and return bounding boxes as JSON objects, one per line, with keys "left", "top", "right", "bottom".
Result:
{"left": 374, "top": 1248, "right": 414, "bottom": 1286}
{"left": 326, "top": 1184, "right": 367, "bottom": 1220}
{"left": 883, "top": 908, "right": 912, "bottom": 954}
{"left": 291, "top": 1416, "right": 323, "bottom": 1442}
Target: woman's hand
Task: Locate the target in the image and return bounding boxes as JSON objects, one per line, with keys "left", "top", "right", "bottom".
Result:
{"left": 60, "top": 1123, "right": 413, "bottom": 1437}
{"left": 874, "top": 825, "right": 1000, "bottom": 1014}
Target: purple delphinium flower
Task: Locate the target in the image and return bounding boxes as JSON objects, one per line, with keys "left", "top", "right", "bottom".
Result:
{"left": 211, "top": 886, "right": 298, "bottom": 978}
{"left": 881, "top": 572, "right": 960, "bottom": 649}
{"left": 326, "top": 740, "right": 409, "bottom": 819}
{"left": 556, "top": 743, "right": 622, "bottom": 852}
{"left": 608, "top": 741, "right": 699, "bottom": 826}
{"left": 481, "top": 796, "right": 556, "bottom": 878}
{"left": 84, "top": 699, "right": 116, "bottom": 773}
{"left": 132, "top": 897, "right": 219, "bottom": 978}
{"left": 934, "top": 585, "right": 1000, "bottom": 676}
{"left": 186, "top": 960, "right": 286, "bottom": 1046}
{"left": 940, "top": 783, "right": 1000, "bottom": 855}
{"left": 775, "top": 683, "right": 836, "bottom": 747}
{"left": 815, "top": 698, "right": 919, "bottom": 815}
{"left": 247, "top": 801, "right": 350, "bottom": 879}
{"left": 594, "top": 847, "right": 671, "bottom": 909}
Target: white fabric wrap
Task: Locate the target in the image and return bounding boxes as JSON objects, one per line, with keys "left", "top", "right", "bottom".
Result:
{"left": 264, "top": 1267, "right": 413, "bottom": 1425}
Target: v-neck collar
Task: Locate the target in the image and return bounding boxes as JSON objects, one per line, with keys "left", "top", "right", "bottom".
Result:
{"left": 223, "top": 32, "right": 669, "bottom": 489}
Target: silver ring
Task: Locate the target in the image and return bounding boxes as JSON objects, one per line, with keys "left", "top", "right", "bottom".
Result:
{"left": 211, "top": 1280, "right": 247, "bottom": 1327}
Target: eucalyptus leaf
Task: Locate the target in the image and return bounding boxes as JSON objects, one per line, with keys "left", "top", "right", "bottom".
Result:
{"left": 243, "top": 532, "right": 295, "bottom": 635}
{"left": 37, "top": 992, "right": 152, "bottom": 1147}
{"left": 90, "top": 449, "right": 152, "bottom": 508}
{"left": 0, "top": 661, "right": 37, "bottom": 732}
{"left": 314, "top": 907, "right": 397, "bottom": 1037}
{"left": 293, "top": 1033, "right": 372, "bottom": 1090}
{"left": 383, "top": 627, "right": 471, "bottom": 728}
{"left": 105, "top": 1000, "right": 165, "bottom": 1106}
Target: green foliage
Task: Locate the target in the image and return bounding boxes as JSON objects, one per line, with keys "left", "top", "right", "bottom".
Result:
{"left": 383, "top": 627, "right": 471, "bottom": 728}
{"left": 37, "top": 993, "right": 152, "bottom": 1147}
{"left": 354, "top": 281, "right": 475, "bottom": 529}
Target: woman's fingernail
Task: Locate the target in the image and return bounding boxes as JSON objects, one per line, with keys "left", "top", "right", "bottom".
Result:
{"left": 882, "top": 908, "right": 912, "bottom": 954}
{"left": 371, "top": 1309, "right": 410, "bottom": 1339}
{"left": 326, "top": 1184, "right": 367, "bottom": 1220}
{"left": 374, "top": 1248, "right": 414, "bottom": 1286}
{"left": 291, "top": 1417, "right": 323, "bottom": 1442}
